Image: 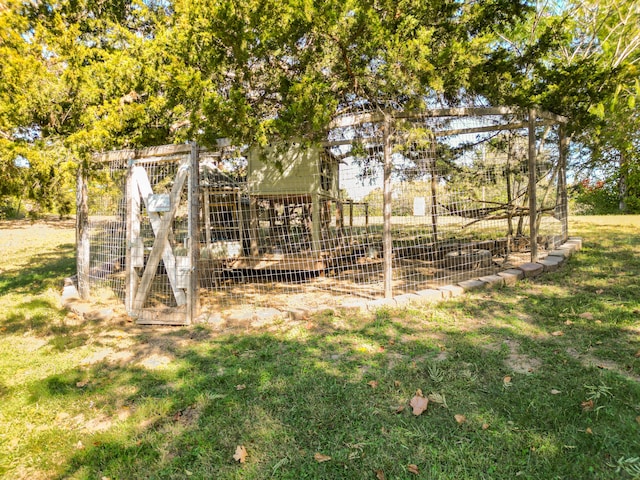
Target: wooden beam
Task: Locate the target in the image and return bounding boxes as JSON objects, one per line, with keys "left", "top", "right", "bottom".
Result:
{"left": 203, "top": 189, "right": 212, "bottom": 247}
{"left": 91, "top": 149, "right": 136, "bottom": 163}
{"left": 237, "top": 190, "right": 244, "bottom": 254}
{"left": 249, "top": 196, "right": 260, "bottom": 257}
{"left": 93, "top": 144, "right": 206, "bottom": 164}
{"left": 383, "top": 116, "right": 393, "bottom": 299}
{"left": 125, "top": 163, "right": 141, "bottom": 313}
{"left": 187, "top": 142, "right": 200, "bottom": 324}
{"left": 312, "top": 194, "right": 322, "bottom": 252}
{"left": 329, "top": 107, "right": 524, "bottom": 130}
{"left": 76, "top": 164, "right": 90, "bottom": 299}
{"left": 323, "top": 121, "right": 531, "bottom": 149}
{"left": 536, "top": 110, "right": 569, "bottom": 124}
{"left": 528, "top": 108, "right": 538, "bottom": 263}
{"left": 133, "top": 160, "right": 189, "bottom": 310}
{"left": 395, "top": 106, "right": 520, "bottom": 120}
{"left": 559, "top": 124, "right": 570, "bottom": 242}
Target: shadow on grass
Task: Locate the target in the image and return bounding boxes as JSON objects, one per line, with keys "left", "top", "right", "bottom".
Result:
{"left": 41, "top": 304, "right": 640, "bottom": 480}
{"left": 10, "top": 220, "right": 640, "bottom": 479}
{"left": 0, "top": 243, "right": 75, "bottom": 294}
{"left": 3, "top": 298, "right": 59, "bottom": 334}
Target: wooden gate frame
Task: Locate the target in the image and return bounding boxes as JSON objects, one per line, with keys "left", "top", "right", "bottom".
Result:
{"left": 126, "top": 144, "right": 200, "bottom": 325}
{"left": 78, "top": 144, "right": 200, "bottom": 325}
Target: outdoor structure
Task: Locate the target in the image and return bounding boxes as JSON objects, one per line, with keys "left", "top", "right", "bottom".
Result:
{"left": 77, "top": 107, "right": 569, "bottom": 325}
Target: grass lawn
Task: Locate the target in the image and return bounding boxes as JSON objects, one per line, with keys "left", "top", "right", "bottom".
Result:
{"left": 0, "top": 216, "right": 639, "bottom": 479}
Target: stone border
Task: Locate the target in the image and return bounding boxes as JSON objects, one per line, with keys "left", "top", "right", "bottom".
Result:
{"left": 60, "top": 278, "right": 119, "bottom": 322}
{"left": 63, "top": 238, "right": 582, "bottom": 328}
{"left": 195, "top": 237, "right": 583, "bottom": 326}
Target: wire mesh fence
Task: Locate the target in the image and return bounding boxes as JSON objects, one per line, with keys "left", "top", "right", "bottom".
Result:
{"left": 79, "top": 156, "right": 128, "bottom": 302}
{"left": 80, "top": 107, "right": 568, "bottom": 323}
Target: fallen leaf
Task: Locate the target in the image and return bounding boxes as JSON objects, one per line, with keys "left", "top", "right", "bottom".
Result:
{"left": 410, "top": 390, "right": 429, "bottom": 416}
{"left": 408, "top": 464, "right": 419, "bottom": 474}
{"left": 503, "top": 376, "right": 512, "bottom": 384}
{"left": 378, "top": 345, "right": 385, "bottom": 352}
{"left": 564, "top": 320, "right": 573, "bottom": 326}
{"left": 581, "top": 400, "right": 594, "bottom": 412}
{"left": 76, "top": 380, "right": 89, "bottom": 388}
{"left": 314, "top": 453, "right": 331, "bottom": 463}
{"left": 368, "top": 380, "right": 378, "bottom": 389}
{"left": 233, "top": 445, "right": 247, "bottom": 463}
{"left": 551, "top": 389, "right": 561, "bottom": 395}
{"left": 389, "top": 339, "right": 395, "bottom": 345}
{"left": 634, "top": 350, "right": 640, "bottom": 358}
{"left": 394, "top": 380, "right": 401, "bottom": 387}
{"left": 76, "top": 441, "right": 85, "bottom": 450}
{"left": 394, "top": 405, "right": 405, "bottom": 414}
{"left": 236, "top": 384, "right": 246, "bottom": 391}
{"left": 551, "top": 331, "right": 564, "bottom": 336}
{"left": 579, "top": 312, "right": 594, "bottom": 320}
{"left": 595, "top": 320, "right": 602, "bottom": 324}
{"left": 375, "top": 469, "right": 386, "bottom": 480}
{"left": 585, "top": 428, "right": 593, "bottom": 435}
{"left": 454, "top": 414, "right": 467, "bottom": 424}
{"left": 482, "top": 423, "right": 490, "bottom": 430}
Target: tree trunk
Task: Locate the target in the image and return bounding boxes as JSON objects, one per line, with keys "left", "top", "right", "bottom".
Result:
{"left": 619, "top": 152, "right": 628, "bottom": 213}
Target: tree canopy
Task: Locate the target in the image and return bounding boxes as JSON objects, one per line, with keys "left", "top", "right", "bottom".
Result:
{"left": 0, "top": 0, "right": 638, "bottom": 215}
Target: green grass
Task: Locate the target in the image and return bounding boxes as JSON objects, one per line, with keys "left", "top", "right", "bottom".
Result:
{"left": 1, "top": 216, "right": 639, "bottom": 479}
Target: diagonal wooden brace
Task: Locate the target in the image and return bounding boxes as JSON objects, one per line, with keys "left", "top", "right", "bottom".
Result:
{"left": 132, "top": 164, "right": 187, "bottom": 305}
{"left": 133, "top": 160, "right": 189, "bottom": 309}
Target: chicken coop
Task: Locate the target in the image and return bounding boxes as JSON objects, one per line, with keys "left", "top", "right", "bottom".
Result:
{"left": 78, "top": 106, "right": 569, "bottom": 325}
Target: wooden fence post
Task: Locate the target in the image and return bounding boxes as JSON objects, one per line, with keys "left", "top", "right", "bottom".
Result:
{"left": 187, "top": 142, "right": 200, "bottom": 324}
{"left": 383, "top": 115, "right": 393, "bottom": 299}
{"left": 558, "top": 123, "right": 569, "bottom": 243}
{"left": 76, "top": 162, "right": 90, "bottom": 299}
{"left": 528, "top": 108, "right": 538, "bottom": 263}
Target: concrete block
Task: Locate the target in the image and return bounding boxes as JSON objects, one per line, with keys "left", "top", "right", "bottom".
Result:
{"left": 197, "top": 313, "right": 225, "bottom": 328}
{"left": 367, "top": 298, "right": 397, "bottom": 311}
{"left": 226, "top": 310, "right": 256, "bottom": 324}
{"left": 518, "top": 262, "right": 544, "bottom": 278}
{"left": 498, "top": 269, "right": 525, "bottom": 285}
{"left": 458, "top": 279, "right": 487, "bottom": 291}
{"left": 478, "top": 275, "right": 505, "bottom": 288}
{"left": 566, "top": 237, "right": 582, "bottom": 250}
{"left": 394, "top": 293, "right": 421, "bottom": 306}
{"left": 559, "top": 242, "right": 578, "bottom": 254}
{"left": 251, "top": 308, "right": 283, "bottom": 327}
{"left": 61, "top": 284, "right": 80, "bottom": 304}
{"left": 415, "top": 289, "right": 444, "bottom": 302}
{"left": 339, "top": 298, "right": 369, "bottom": 313}
{"left": 547, "top": 248, "right": 572, "bottom": 259}
{"left": 439, "top": 284, "right": 465, "bottom": 298}
{"left": 538, "top": 256, "right": 562, "bottom": 272}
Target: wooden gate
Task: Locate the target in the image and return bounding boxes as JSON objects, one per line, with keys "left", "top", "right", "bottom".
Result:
{"left": 124, "top": 144, "right": 199, "bottom": 325}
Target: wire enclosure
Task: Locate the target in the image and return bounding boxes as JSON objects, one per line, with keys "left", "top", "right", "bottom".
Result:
{"left": 78, "top": 108, "right": 568, "bottom": 324}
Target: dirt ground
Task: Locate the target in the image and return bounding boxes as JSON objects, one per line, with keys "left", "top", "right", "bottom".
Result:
{"left": 1, "top": 216, "right": 540, "bottom": 331}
